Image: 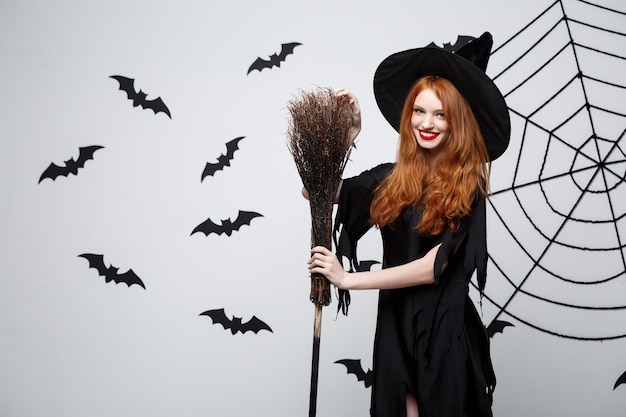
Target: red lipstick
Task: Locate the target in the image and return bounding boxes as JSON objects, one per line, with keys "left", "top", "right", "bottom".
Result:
{"left": 419, "top": 130, "right": 439, "bottom": 141}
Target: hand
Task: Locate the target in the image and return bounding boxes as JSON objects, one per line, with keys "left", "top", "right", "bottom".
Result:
{"left": 335, "top": 88, "right": 362, "bottom": 144}
{"left": 308, "top": 246, "right": 349, "bottom": 289}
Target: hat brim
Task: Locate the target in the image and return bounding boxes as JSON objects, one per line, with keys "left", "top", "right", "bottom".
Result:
{"left": 374, "top": 47, "right": 510, "bottom": 161}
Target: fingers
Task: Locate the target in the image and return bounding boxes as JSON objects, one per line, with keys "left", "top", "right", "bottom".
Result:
{"left": 307, "top": 247, "right": 348, "bottom": 288}
{"left": 308, "top": 246, "right": 333, "bottom": 272}
{"left": 308, "top": 247, "right": 329, "bottom": 266}
{"left": 311, "top": 245, "right": 331, "bottom": 255}
{"left": 334, "top": 88, "right": 362, "bottom": 138}
{"left": 334, "top": 88, "right": 359, "bottom": 105}
{"left": 334, "top": 87, "right": 350, "bottom": 97}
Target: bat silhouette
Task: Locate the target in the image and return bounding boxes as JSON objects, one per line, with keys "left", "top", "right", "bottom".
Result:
{"left": 191, "top": 210, "right": 263, "bottom": 237}
{"left": 201, "top": 136, "right": 245, "bottom": 181}
{"left": 486, "top": 319, "right": 515, "bottom": 338}
{"left": 78, "top": 253, "right": 146, "bottom": 289}
{"left": 247, "top": 42, "right": 302, "bottom": 74}
{"left": 614, "top": 370, "right": 626, "bottom": 390}
{"left": 335, "top": 359, "right": 373, "bottom": 388}
{"left": 110, "top": 75, "right": 171, "bottom": 118}
{"left": 200, "top": 308, "right": 273, "bottom": 335}
{"left": 355, "top": 260, "right": 381, "bottom": 272}
{"left": 427, "top": 35, "right": 475, "bottom": 52}
{"left": 38, "top": 145, "right": 104, "bottom": 183}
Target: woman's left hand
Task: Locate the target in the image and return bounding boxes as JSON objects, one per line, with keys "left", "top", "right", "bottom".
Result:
{"left": 308, "top": 246, "right": 349, "bottom": 289}
{"left": 335, "top": 88, "right": 361, "bottom": 144}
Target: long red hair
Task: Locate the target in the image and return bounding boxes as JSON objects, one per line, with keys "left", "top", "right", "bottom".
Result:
{"left": 369, "top": 76, "right": 490, "bottom": 235}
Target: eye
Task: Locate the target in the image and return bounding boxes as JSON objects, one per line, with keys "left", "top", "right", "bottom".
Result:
{"left": 436, "top": 112, "right": 445, "bottom": 119}
{"left": 413, "top": 107, "right": 424, "bottom": 114}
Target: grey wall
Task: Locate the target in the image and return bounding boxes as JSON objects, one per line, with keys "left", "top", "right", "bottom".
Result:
{"left": 1, "top": 0, "right": 625, "bottom": 416}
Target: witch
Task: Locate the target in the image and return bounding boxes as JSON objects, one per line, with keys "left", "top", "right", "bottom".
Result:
{"left": 307, "top": 32, "right": 510, "bottom": 417}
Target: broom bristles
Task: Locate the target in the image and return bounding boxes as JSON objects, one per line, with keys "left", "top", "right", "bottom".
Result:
{"left": 286, "top": 87, "right": 354, "bottom": 306}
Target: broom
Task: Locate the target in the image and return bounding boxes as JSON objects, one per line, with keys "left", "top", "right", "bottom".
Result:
{"left": 286, "top": 87, "right": 354, "bottom": 417}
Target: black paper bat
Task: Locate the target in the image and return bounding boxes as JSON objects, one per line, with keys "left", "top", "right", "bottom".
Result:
{"left": 200, "top": 308, "right": 273, "bottom": 335}
{"left": 426, "top": 35, "right": 475, "bottom": 52}
{"left": 486, "top": 319, "right": 515, "bottom": 338}
{"left": 191, "top": 210, "right": 263, "bottom": 237}
{"left": 38, "top": 145, "right": 104, "bottom": 183}
{"left": 355, "top": 260, "right": 381, "bottom": 272}
{"left": 614, "top": 370, "right": 626, "bottom": 390}
{"left": 201, "top": 136, "right": 245, "bottom": 181}
{"left": 335, "top": 359, "right": 373, "bottom": 388}
{"left": 247, "top": 42, "right": 302, "bottom": 74}
{"left": 78, "top": 253, "right": 146, "bottom": 289}
{"left": 110, "top": 75, "right": 171, "bottom": 118}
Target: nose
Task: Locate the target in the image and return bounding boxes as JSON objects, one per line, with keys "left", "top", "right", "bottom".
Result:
{"left": 421, "top": 116, "right": 434, "bottom": 130}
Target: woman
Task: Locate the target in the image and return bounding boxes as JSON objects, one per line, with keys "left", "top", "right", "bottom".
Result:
{"left": 307, "top": 32, "right": 510, "bottom": 417}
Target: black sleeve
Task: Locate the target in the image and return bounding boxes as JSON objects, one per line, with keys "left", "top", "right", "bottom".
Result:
{"left": 333, "top": 163, "right": 393, "bottom": 271}
{"left": 332, "top": 163, "right": 393, "bottom": 314}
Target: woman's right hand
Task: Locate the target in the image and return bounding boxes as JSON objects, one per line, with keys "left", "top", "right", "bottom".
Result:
{"left": 308, "top": 246, "right": 350, "bottom": 289}
{"left": 335, "top": 88, "right": 361, "bottom": 144}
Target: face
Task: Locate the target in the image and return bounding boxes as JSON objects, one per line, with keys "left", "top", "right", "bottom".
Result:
{"left": 410, "top": 88, "right": 450, "bottom": 157}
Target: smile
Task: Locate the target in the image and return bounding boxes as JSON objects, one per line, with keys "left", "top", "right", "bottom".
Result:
{"left": 419, "top": 130, "right": 439, "bottom": 141}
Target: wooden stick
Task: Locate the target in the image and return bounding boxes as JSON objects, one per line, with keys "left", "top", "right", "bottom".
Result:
{"left": 309, "top": 303, "right": 323, "bottom": 417}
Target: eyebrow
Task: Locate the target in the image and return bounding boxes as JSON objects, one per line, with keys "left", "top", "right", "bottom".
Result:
{"left": 413, "top": 104, "right": 444, "bottom": 113}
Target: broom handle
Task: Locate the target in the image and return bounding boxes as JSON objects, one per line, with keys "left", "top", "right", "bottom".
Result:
{"left": 309, "top": 303, "right": 323, "bottom": 417}
{"left": 307, "top": 197, "right": 335, "bottom": 416}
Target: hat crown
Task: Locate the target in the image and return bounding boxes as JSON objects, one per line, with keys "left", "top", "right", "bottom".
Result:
{"left": 453, "top": 32, "right": 493, "bottom": 72}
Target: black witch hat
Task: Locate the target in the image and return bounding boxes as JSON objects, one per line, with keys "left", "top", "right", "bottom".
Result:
{"left": 373, "top": 32, "right": 510, "bottom": 161}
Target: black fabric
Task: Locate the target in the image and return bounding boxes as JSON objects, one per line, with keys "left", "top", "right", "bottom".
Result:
{"left": 334, "top": 163, "right": 495, "bottom": 417}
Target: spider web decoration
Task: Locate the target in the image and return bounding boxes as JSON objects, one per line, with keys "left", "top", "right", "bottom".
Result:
{"left": 480, "top": 0, "right": 626, "bottom": 341}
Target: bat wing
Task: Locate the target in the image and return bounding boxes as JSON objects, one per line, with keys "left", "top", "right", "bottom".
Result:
{"left": 78, "top": 253, "right": 108, "bottom": 275}
{"left": 39, "top": 162, "right": 69, "bottom": 183}
{"left": 142, "top": 96, "right": 171, "bottom": 118}
{"left": 114, "top": 268, "right": 146, "bottom": 289}
{"left": 426, "top": 35, "right": 475, "bottom": 52}
{"left": 110, "top": 75, "right": 138, "bottom": 100}
{"left": 614, "top": 370, "right": 626, "bottom": 390}
{"left": 247, "top": 56, "right": 270, "bottom": 74}
{"left": 200, "top": 308, "right": 233, "bottom": 331}
{"left": 200, "top": 136, "right": 245, "bottom": 181}
{"left": 444, "top": 35, "right": 475, "bottom": 51}
{"left": 201, "top": 162, "right": 220, "bottom": 180}
{"left": 356, "top": 260, "right": 381, "bottom": 272}
{"left": 231, "top": 210, "right": 263, "bottom": 232}
{"left": 277, "top": 42, "right": 302, "bottom": 60}
{"left": 241, "top": 315, "right": 273, "bottom": 334}
{"left": 224, "top": 136, "right": 245, "bottom": 160}
{"left": 335, "top": 359, "right": 372, "bottom": 388}
{"left": 75, "top": 145, "right": 104, "bottom": 166}
{"left": 191, "top": 217, "right": 224, "bottom": 236}
{"left": 486, "top": 319, "right": 515, "bottom": 338}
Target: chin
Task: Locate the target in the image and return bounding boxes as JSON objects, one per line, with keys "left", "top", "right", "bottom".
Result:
{"left": 417, "top": 140, "right": 443, "bottom": 151}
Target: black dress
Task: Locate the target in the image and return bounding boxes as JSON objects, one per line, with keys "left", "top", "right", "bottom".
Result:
{"left": 334, "top": 163, "right": 496, "bottom": 417}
